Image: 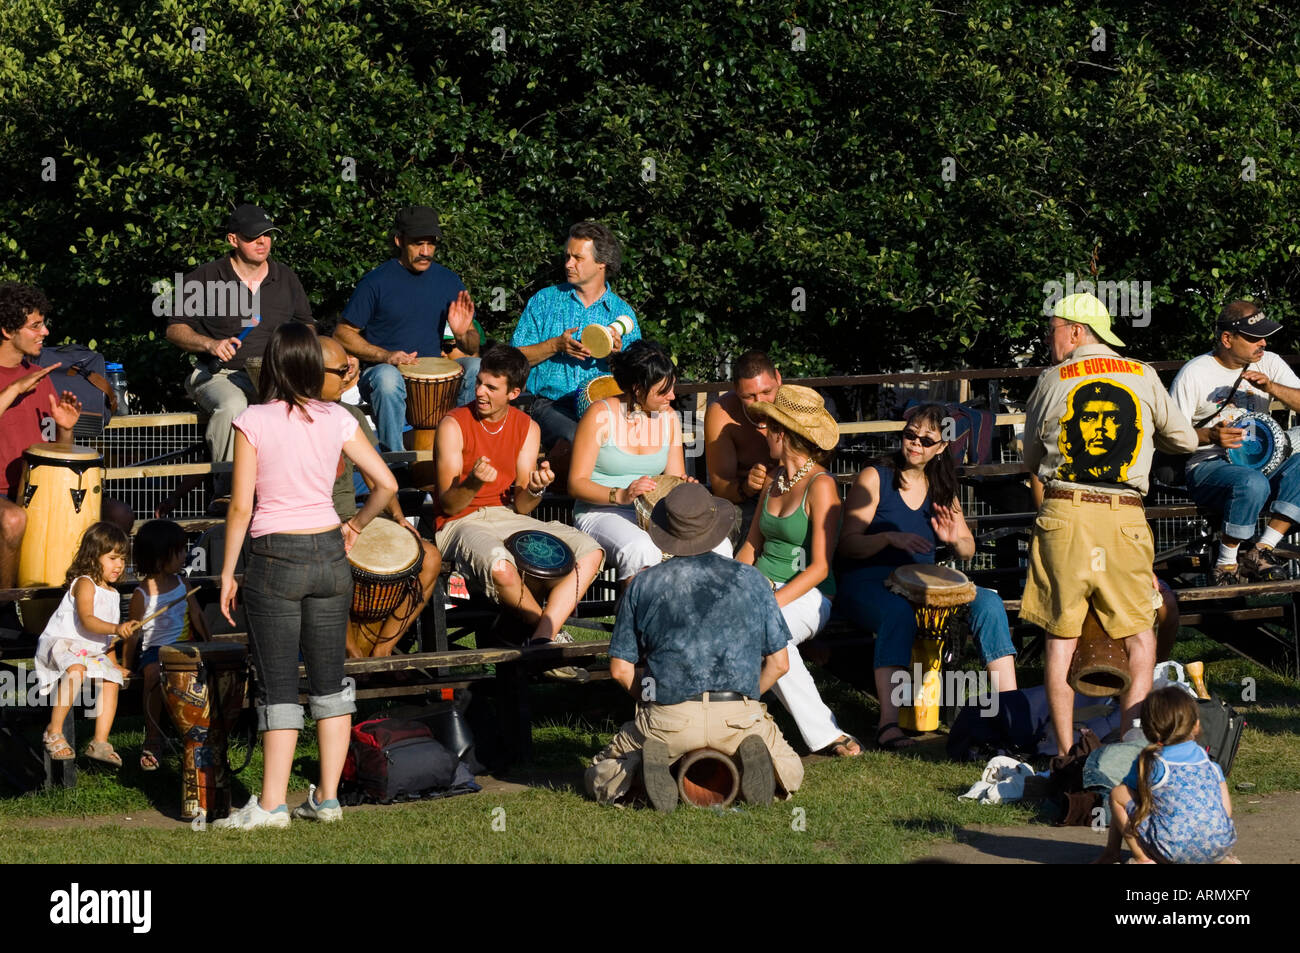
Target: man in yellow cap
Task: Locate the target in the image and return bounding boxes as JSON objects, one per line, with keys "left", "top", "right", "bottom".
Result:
{"left": 1021, "top": 292, "right": 1197, "bottom": 755}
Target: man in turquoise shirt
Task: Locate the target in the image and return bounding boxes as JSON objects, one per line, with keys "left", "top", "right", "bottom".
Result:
{"left": 511, "top": 222, "right": 641, "bottom": 470}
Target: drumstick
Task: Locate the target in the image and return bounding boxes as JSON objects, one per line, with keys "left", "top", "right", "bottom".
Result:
{"left": 110, "top": 585, "right": 201, "bottom": 646}
{"left": 236, "top": 315, "right": 261, "bottom": 342}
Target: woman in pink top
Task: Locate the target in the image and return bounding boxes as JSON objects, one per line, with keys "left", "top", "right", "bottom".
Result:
{"left": 217, "top": 324, "right": 397, "bottom": 830}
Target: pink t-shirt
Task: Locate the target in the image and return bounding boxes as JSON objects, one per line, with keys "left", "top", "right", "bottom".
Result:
{"left": 233, "top": 400, "right": 358, "bottom": 537}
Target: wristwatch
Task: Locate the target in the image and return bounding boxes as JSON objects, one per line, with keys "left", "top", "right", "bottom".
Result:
{"left": 608, "top": 487, "right": 618, "bottom": 505}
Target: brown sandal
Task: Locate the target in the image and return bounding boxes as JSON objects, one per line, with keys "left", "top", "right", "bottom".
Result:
{"left": 84, "top": 740, "right": 122, "bottom": 768}
{"left": 42, "top": 731, "right": 74, "bottom": 761}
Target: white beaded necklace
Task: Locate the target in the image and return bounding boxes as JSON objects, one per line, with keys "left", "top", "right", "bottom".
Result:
{"left": 773, "top": 458, "right": 815, "bottom": 494}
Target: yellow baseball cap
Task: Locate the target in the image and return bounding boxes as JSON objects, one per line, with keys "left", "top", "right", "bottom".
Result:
{"left": 1054, "top": 292, "right": 1125, "bottom": 347}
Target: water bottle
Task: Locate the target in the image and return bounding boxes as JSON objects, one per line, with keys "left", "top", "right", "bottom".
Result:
{"left": 105, "top": 362, "right": 130, "bottom": 414}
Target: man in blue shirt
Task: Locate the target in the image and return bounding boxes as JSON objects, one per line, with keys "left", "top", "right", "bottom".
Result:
{"left": 511, "top": 222, "right": 641, "bottom": 469}
{"left": 336, "top": 206, "right": 480, "bottom": 452}
{"left": 585, "top": 484, "right": 804, "bottom": 811}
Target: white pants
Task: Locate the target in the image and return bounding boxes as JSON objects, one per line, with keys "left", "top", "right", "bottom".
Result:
{"left": 770, "top": 585, "right": 845, "bottom": 752}
{"left": 574, "top": 504, "right": 732, "bottom": 579}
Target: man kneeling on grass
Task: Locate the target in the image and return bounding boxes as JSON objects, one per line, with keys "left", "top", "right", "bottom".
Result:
{"left": 585, "top": 483, "right": 804, "bottom": 812}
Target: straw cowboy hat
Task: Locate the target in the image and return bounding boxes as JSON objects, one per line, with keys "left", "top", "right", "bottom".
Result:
{"left": 746, "top": 384, "right": 839, "bottom": 451}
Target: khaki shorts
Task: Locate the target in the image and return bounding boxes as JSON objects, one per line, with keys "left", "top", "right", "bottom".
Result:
{"left": 1019, "top": 494, "right": 1156, "bottom": 640}
{"left": 434, "top": 507, "right": 603, "bottom": 600}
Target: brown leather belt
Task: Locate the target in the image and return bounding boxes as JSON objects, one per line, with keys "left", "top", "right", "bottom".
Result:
{"left": 1044, "top": 488, "right": 1143, "bottom": 507}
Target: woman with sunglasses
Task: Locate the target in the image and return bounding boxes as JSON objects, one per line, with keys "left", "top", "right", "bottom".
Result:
{"left": 837, "top": 403, "right": 1017, "bottom": 751}
{"left": 735, "top": 385, "right": 861, "bottom": 757}
{"left": 217, "top": 323, "right": 398, "bottom": 828}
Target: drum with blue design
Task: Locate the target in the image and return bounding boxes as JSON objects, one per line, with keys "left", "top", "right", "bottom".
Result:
{"left": 505, "top": 530, "right": 575, "bottom": 579}
{"left": 1226, "top": 411, "right": 1289, "bottom": 476}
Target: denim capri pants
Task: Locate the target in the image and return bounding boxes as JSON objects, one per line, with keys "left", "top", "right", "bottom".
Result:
{"left": 243, "top": 529, "right": 356, "bottom": 731}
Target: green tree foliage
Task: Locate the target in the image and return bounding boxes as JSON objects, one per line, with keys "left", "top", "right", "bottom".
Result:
{"left": 0, "top": 0, "right": 1296, "bottom": 409}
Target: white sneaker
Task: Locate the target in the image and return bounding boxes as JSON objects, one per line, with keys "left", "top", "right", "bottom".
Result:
{"left": 211, "top": 796, "right": 290, "bottom": 830}
{"left": 292, "top": 784, "right": 343, "bottom": 823}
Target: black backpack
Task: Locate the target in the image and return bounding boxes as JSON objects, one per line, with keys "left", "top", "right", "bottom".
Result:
{"left": 36, "top": 343, "right": 117, "bottom": 438}
{"left": 340, "top": 717, "right": 478, "bottom": 805}
{"left": 1198, "top": 696, "right": 1245, "bottom": 777}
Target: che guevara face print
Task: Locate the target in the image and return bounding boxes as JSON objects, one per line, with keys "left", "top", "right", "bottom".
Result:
{"left": 1056, "top": 379, "right": 1143, "bottom": 484}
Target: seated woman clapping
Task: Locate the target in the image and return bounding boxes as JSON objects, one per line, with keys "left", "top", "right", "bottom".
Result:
{"left": 735, "top": 385, "right": 860, "bottom": 757}
{"left": 836, "top": 403, "right": 1017, "bottom": 751}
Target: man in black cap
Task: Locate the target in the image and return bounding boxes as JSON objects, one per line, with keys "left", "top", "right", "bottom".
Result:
{"left": 165, "top": 203, "right": 314, "bottom": 492}
{"left": 1170, "top": 298, "right": 1300, "bottom": 583}
{"left": 585, "top": 483, "right": 804, "bottom": 812}
{"left": 335, "top": 205, "right": 479, "bottom": 453}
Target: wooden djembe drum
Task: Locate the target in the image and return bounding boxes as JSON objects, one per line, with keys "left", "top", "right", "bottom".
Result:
{"left": 1067, "top": 607, "right": 1131, "bottom": 698}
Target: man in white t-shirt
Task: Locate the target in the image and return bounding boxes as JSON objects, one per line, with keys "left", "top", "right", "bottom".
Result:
{"left": 1169, "top": 300, "right": 1300, "bottom": 584}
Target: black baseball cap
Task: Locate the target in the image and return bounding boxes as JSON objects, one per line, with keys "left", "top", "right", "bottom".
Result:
{"left": 224, "top": 204, "right": 279, "bottom": 239}
{"left": 1218, "top": 308, "right": 1282, "bottom": 337}
{"left": 394, "top": 205, "right": 443, "bottom": 240}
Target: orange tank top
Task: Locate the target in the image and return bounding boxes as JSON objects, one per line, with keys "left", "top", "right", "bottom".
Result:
{"left": 434, "top": 405, "right": 531, "bottom": 529}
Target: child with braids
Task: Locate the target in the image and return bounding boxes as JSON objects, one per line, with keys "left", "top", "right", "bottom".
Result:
{"left": 1095, "top": 686, "right": 1238, "bottom": 864}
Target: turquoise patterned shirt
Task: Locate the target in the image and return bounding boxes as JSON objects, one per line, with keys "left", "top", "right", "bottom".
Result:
{"left": 510, "top": 283, "right": 640, "bottom": 400}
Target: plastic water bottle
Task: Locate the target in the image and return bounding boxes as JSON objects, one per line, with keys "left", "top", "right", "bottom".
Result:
{"left": 105, "top": 362, "right": 130, "bottom": 414}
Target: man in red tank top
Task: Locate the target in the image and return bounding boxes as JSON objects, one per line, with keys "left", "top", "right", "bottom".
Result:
{"left": 434, "top": 345, "right": 605, "bottom": 677}
{"left": 0, "top": 284, "right": 83, "bottom": 589}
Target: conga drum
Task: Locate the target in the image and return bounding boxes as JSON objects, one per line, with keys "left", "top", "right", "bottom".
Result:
{"left": 1067, "top": 607, "right": 1132, "bottom": 698}
{"left": 159, "top": 642, "right": 248, "bottom": 821}
{"left": 580, "top": 315, "right": 636, "bottom": 359}
{"left": 887, "top": 564, "right": 976, "bottom": 731}
{"left": 348, "top": 518, "right": 423, "bottom": 623}
{"left": 17, "top": 443, "right": 103, "bottom": 587}
{"left": 575, "top": 374, "right": 623, "bottom": 419}
{"left": 400, "top": 357, "right": 464, "bottom": 429}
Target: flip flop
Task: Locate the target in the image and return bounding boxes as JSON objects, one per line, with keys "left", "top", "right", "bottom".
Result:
{"left": 84, "top": 740, "right": 122, "bottom": 768}
{"left": 819, "top": 735, "right": 863, "bottom": 758}
{"left": 874, "top": 722, "right": 916, "bottom": 752}
{"left": 140, "top": 747, "right": 161, "bottom": 772}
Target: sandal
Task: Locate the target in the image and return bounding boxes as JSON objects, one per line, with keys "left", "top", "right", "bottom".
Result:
{"left": 84, "top": 740, "right": 122, "bottom": 768}
{"left": 874, "top": 722, "right": 916, "bottom": 752}
{"left": 819, "top": 735, "right": 863, "bottom": 758}
{"left": 42, "top": 731, "right": 74, "bottom": 761}
{"left": 139, "top": 746, "right": 161, "bottom": 772}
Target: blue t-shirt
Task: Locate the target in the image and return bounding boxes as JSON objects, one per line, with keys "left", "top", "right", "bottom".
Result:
{"left": 610, "top": 553, "right": 791, "bottom": 705}
{"left": 510, "top": 283, "right": 640, "bottom": 400}
{"left": 1122, "top": 739, "right": 1222, "bottom": 789}
{"left": 341, "top": 258, "right": 466, "bottom": 358}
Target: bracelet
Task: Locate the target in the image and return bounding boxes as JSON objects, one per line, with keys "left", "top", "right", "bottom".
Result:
{"left": 608, "top": 487, "right": 618, "bottom": 505}
{"left": 527, "top": 485, "right": 545, "bottom": 498}
{"left": 346, "top": 519, "right": 362, "bottom": 534}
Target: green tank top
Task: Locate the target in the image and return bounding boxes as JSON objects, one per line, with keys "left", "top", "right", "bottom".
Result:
{"left": 753, "top": 471, "right": 836, "bottom": 596}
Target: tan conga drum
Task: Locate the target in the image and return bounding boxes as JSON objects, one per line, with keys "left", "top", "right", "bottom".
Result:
{"left": 159, "top": 642, "right": 248, "bottom": 821}
{"left": 348, "top": 518, "right": 423, "bottom": 624}
{"left": 677, "top": 748, "right": 741, "bottom": 808}
{"left": 17, "top": 443, "right": 103, "bottom": 587}
{"left": 575, "top": 374, "right": 623, "bottom": 419}
{"left": 887, "top": 564, "right": 976, "bottom": 732}
{"left": 244, "top": 356, "right": 262, "bottom": 391}
{"left": 633, "top": 474, "right": 689, "bottom": 530}
{"left": 1068, "top": 607, "right": 1132, "bottom": 698}
{"left": 580, "top": 314, "right": 636, "bottom": 359}
{"left": 400, "top": 357, "right": 464, "bottom": 429}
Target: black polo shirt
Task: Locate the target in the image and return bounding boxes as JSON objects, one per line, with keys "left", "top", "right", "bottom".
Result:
{"left": 167, "top": 256, "right": 314, "bottom": 371}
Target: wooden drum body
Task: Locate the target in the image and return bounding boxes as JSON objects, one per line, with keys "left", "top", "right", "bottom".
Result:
{"left": 348, "top": 518, "right": 423, "bottom": 624}
{"left": 633, "top": 474, "right": 688, "bottom": 531}
{"left": 400, "top": 357, "right": 464, "bottom": 430}
{"left": 1067, "top": 607, "right": 1132, "bottom": 698}
{"left": 887, "top": 564, "right": 976, "bottom": 732}
{"left": 159, "top": 642, "right": 248, "bottom": 821}
{"left": 17, "top": 443, "right": 103, "bottom": 587}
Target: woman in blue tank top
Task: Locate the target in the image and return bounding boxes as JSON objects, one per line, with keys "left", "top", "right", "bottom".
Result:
{"left": 837, "top": 403, "right": 1017, "bottom": 750}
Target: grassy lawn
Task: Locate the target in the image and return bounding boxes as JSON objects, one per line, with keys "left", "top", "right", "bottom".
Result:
{"left": 1, "top": 625, "right": 1296, "bottom": 863}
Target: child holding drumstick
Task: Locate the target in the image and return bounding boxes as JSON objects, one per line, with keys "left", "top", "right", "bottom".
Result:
{"left": 34, "top": 523, "right": 140, "bottom": 767}
{"left": 125, "top": 519, "right": 210, "bottom": 771}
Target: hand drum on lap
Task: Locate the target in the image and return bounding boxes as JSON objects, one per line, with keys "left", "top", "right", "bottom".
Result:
{"left": 18, "top": 443, "right": 103, "bottom": 586}
{"left": 504, "top": 530, "right": 575, "bottom": 580}
{"left": 349, "top": 519, "right": 423, "bottom": 622}
{"left": 1067, "top": 607, "right": 1132, "bottom": 698}
{"left": 632, "top": 474, "right": 689, "bottom": 531}
{"left": 399, "top": 357, "right": 464, "bottom": 429}
{"left": 575, "top": 373, "right": 623, "bottom": 419}
{"left": 1226, "top": 411, "right": 1287, "bottom": 476}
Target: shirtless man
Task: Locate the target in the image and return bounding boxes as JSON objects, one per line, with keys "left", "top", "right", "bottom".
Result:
{"left": 704, "top": 350, "right": 781, "bottom": 540}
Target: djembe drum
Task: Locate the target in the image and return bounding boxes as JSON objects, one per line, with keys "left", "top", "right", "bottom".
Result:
{"left": 632, "top": 474, "right": 688, "bottom": 531}
{"left": 1068, "top": 607, "right": 1131, "bottom": 698}
{"left": 348, "top": 519, "right": 424, "bottom": 623}
{"left": 575, "top": 374, "right": 623, "bottom": 419}
{"left": 400, "top": 357, "right": 464, "bottom": 429}
{"left": 17, "top": 443, "right": 103, "bottom": 587}
{"left": 159, "top": 642, "right": 248, "bottom": 821}
{"left": 887, "top": 564, "right": 976, "bottom": 731}
{"left": 580, "top": 315, "right": 636, "bottom": 359}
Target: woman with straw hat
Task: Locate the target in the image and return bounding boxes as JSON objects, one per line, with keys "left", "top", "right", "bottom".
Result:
{"left": 736, "top": 385, "right": 861, "bottom": 758}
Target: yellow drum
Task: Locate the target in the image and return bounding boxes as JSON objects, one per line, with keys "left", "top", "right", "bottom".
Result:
{"left": 575, "top": 374, "right": 623, "bottom": 419}
{"left": 399, "top": 357, "right": 464, "bottom": 429}
{"left": 580, "top": 314, "right": 636, "bottom": 359}
{"left": 887, "top": 564, "right": 976, "bottom": 732}
{"left": 17, "top": 443, "right": 104, "bottom": 587}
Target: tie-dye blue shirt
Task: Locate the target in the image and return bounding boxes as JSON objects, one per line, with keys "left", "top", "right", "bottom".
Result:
{"left": 610, "top": 553, "right": 791, "bottom": 704}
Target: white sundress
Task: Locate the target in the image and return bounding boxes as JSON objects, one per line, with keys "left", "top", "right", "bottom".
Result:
{"left": 33, "top": 576, "right": 124, "bottom": 695}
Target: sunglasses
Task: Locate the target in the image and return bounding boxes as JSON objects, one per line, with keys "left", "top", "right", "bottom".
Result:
{"left": 324, "top": 364, "right": 350, "bottom": 377}
{"left": 901, "top": 429, "right": 941, "bottom": 448}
